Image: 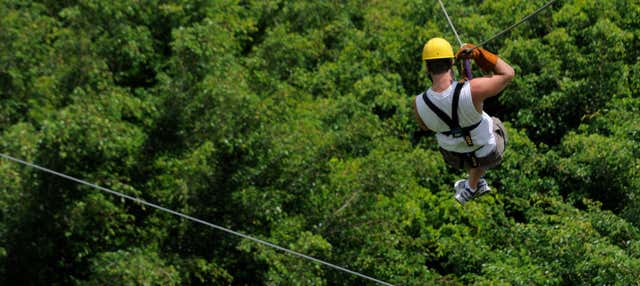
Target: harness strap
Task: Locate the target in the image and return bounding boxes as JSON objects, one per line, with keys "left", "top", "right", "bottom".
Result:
{"left": 452, "top": 82, "right": 461, "bottom": 126}
{"left": 422, "top": 86, "right": 458, "bottom": 128}
{"left": 461, "top": 149, "right": 481, "bottom": 168}
{"left": 441, "top": 121, "right": 481, "bottom": 136}
{"left": 421, "top": 81, "right": 480, "bottom": 147}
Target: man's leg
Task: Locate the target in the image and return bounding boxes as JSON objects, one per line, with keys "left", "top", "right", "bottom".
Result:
{"left": 467, "top": 117, "right": 506, "bottom": 190}
{"left": 467, "top": 167, "right": 485, "bottom": 190}
{"left": 454, "top": 166, "right": 489, "bottom": 204}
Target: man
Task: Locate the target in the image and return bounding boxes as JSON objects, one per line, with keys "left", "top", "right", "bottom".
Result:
{"left": 413, "top": 37, "right": 514, "bottom": 205}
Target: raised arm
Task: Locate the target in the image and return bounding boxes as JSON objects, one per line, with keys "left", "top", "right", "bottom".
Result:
{"left": 456, "top": 44, "right": 515, "bottom": 112}
{"left": 470, "top": 59, "right": 514, "bottom": 101}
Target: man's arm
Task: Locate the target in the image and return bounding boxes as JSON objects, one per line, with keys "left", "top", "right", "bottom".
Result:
{"left": 469, "top": 59, "right": 515, "bottom": 111}
{"left": 456, "top": 44, "right": 515, "bottom": 112}
{"left": 413, "top": 97, "right": 429, "bottom": 131}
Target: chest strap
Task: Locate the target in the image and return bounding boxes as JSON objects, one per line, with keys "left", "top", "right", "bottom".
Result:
{"left": 422, "top": 81, "right": 480, "bottom": 147}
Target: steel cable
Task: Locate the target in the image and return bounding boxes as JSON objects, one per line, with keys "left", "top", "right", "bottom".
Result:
{"left": 0, "top": 153, "right": 395, "bottom": 286}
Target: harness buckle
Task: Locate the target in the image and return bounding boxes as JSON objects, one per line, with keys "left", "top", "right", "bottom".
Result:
{"left": 464, "top": 135, "right": 473, "bottom": 146}
{"left": 450, "top": 128, "right": 464, "bottom": 138}
{"left": 470, "top": 154, "right": 479, "bottom": 168}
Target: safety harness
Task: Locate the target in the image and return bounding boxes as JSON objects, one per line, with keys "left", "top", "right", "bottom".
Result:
{"left": 422, "top": 81, "right": 482, "bottom": 167}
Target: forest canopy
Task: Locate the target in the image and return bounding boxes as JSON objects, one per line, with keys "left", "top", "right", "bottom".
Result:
{"left": 1, "top": 0, "right": 639, "bottom": 285}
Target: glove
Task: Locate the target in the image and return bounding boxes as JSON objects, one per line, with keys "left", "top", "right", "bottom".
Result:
{"left": 455, "top": 43, "right": 498, "bottom": 73}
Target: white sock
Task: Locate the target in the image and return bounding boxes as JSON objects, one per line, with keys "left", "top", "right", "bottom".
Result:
{"left": 465, "top": 180, "right": 477, "bottom": 192}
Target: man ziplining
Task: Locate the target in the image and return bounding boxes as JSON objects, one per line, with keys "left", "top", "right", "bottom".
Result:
{"left": 413, "top": 38, "right": 514, "bottom": 205}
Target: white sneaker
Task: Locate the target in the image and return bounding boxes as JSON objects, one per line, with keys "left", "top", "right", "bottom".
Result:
{"left": 454, "top": 179, "right": 491, "bottom": 205}
{"left": 477, "top": 178, "right": 491, "bottom": 193}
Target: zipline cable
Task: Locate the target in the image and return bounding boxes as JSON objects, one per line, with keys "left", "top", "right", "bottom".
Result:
{"left": 0, "top": 153, "right": 395, "bottom": 286}
{"left": 437, "top": 0, "right": 463, "bottom": 47}
{"left": 437, "top": 0, "right": 473, "bottom": 79}
{"left": 437, "top": 0, "right": 555, "bottom": 78}
{"left": 475, "top": 0, "right": 556, "bottom": 49}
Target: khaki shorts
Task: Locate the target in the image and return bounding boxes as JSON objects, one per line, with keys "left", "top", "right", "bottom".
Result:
{"left": 439, "top": 117, "right": 508, "bottom": 170}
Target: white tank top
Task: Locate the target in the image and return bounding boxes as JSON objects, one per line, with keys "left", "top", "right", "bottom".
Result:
{"left": 415, "top": 81, "right": 496, "bottom": 157}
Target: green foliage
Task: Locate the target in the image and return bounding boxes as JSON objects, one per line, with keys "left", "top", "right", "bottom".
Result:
{"left": 553, "top": 133, "right": 636, "bottom": 212}
{"left": 239, "top": 216, "right": 331, "bottom": 286}
{"left": 490, "top": 124, "right": 559, "bottom": 200}
{"left": 495, "top": 0, "right": 636, "bottom": 144}
{"left": 576, "top": 97, "right": 640, "bottom": 225}
{"left": 1, "top": 0, "right": 640, "bottom": 285}
{"left": 80, "top": 247, "right": 181, "bottom": 286}
{"left": 0, "top": 2, "right": 60, "bottom": 129}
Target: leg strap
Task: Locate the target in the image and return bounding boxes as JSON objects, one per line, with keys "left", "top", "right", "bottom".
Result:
{"left": 458, "top": 149, "right": 481, "bottom": 169}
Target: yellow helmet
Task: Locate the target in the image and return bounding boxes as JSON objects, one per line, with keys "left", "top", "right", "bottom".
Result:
{"left": 422, "top": 37, "right": 454, "bottom": 61}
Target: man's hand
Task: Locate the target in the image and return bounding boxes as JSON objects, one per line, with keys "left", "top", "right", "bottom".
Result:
{"left": 455, "top": 44, "right": 498, "bottom": 73}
